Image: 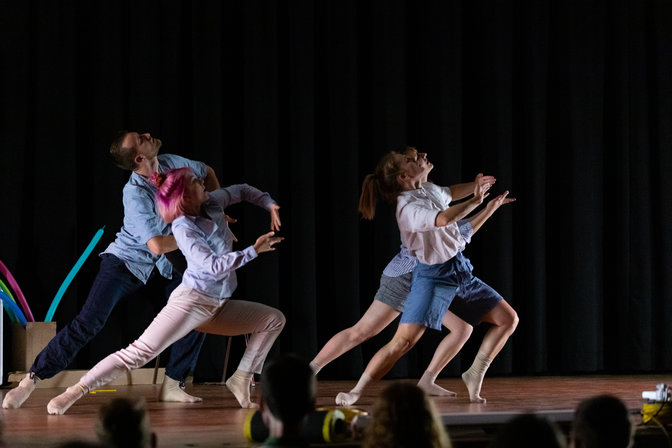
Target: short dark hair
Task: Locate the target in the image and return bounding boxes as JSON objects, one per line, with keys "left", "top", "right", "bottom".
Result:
{"left": 96, "top": 397, "right": 153, "bottom": 448}
{"left": 261, "top": 354, "right": 315, "bottom": 425}
{"left": 573, "top": 395, "right": 632, "bottom": 448}
{"left": 109, "top": 130, "right": 137, "bottom": 170}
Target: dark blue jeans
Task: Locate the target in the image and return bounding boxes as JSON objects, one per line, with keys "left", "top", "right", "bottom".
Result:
{"left": 31, "top": 254, "right": 205, "bottom": 381}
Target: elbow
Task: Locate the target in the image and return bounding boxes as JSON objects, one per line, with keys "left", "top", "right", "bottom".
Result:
{"left": 434, "top": 213, "right": 454, "bottom": 228}
{"left": 147, "top": 242, "right": 163, "bottom": 256}
{"left": 147, "top": 238, "right": 168, "bottom": 255}
{"left": 204, "top": 166, "right": 221, "bottom": 191}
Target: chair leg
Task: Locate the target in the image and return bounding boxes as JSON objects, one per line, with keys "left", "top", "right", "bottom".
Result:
{"left": 221, "top": 336, "right": 233, "bottom": 383}
{"left": 244, "top": 334, "right": 255, "bottom": 387}
{"left": 153, "top": 353, "right": 161, "bottom": 384}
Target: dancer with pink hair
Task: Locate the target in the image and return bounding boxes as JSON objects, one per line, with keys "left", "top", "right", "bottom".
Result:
{"left": 47, "top": 167, "right": 285, "bottom": 414}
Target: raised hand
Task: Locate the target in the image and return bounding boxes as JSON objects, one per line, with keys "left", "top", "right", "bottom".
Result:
{"left": 224, "top": 214, "right": 238, "bottom": 242}
{"left": 473, "top": 177, "right": 492, "bottom": 204}
{"left": 253, "top": 231, "right": 284, "bottom": 254}
{"left": 475, "top": 173, "right": 496, "bottom": 189}
{"left": 269, "top": 204, "right": 282, "bottom": 232}
{"left": 486, "top": 190, "right": 516, "bottom": 213}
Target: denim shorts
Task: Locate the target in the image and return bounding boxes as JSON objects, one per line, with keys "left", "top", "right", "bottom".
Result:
{"left": 449, "top": 277, "right": 502, "bottom": 327}
{"left": 400, "top": 253, "right": 502, "bottom": 330}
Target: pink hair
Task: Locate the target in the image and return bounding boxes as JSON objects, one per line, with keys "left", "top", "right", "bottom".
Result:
{"left": 152, "top": 167, "right": 193, "bottom": 223}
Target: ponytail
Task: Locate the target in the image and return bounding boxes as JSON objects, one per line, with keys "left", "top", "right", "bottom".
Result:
{"left": 358, "top": 152, "right": 405, "bottom": 220}
{"left": 358, "top": 174, "right": 379, "bottom": 220}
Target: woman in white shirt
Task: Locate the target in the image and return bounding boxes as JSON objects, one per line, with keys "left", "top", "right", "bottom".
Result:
{"left": 47, "top": 167, "right": 286, "bottom": 414}
{"left": 336, "top": 149, "right": 518, "bottom": 407}
{"left": 311, "top": 164, "right": 496, "bottom": 398}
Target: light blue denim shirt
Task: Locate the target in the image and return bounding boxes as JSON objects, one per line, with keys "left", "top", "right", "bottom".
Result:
{"left": 103, "top": 154, "right": 207, "bottom": 283}
{"left": 172, "top": 184, "right": 276, "bottom": 300}
{"left": 382, "top": 220, "right": 473, "bottom": 277}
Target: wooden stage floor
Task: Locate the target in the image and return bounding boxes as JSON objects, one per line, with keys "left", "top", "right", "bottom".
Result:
{"left": 1, "top": 374, "right": 670, "bottom": 447}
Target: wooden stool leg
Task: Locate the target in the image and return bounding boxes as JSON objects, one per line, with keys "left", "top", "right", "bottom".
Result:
{"left": 220, "top": 336, "right": 233, "bottom": 383}
{"left": 153, "top": 353, "right": 161, "bottom": 384}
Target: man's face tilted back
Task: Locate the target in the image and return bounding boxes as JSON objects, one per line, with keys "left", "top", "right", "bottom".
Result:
{"left": 123, "top": 132, "right": 162, "bottom": 166}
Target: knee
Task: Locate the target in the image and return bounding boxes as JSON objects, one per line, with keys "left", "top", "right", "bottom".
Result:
{"left": 501, "top": 308, "right": 519, "bottom": 334}
{"left": 452, "top": 322, "right": 473, "bottom": 344}
{"left": 388, "top": 335, "right": 416, "bottom": 357}
{"left": 119, "top": 342, "right": 157, "bottom": 368}
{"left": 70, "top": 315, "right": 105, "bottom": 339}
{"left": 349, "top": 324, "right": 377, "bottom": 345}
{"left": 271, "top": 309, "right": 286, "bottom": 331}
{"left": 510, "top": 311, "right": 520, "bottom": 333}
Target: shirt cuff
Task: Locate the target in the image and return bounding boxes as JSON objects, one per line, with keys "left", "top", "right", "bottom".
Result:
{"left": 245, "top": 245, "right": 259, "bottom": 259}
{"left": 457, "top": 219, "right": 473, "bottom": 244}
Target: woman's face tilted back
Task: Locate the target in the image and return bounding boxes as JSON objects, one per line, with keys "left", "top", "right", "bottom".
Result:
{"left": 182, "top": 176, "right": 209, "bottom": 215}
{"left": 394, "top": 151, "right": 433, "bottom": 189}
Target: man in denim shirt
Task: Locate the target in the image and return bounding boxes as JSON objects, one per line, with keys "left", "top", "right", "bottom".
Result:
{"left": 3, "top": 131, "right": 220, "bottom": 408}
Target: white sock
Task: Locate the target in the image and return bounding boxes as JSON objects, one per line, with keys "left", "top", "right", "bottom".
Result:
{"left": 461, "top": 352, "right": 492, "bottom": 403}
{"left": 47, "top": 383, "right": 89, "bottom": 415}
{"left": 225, "top": 369, "right": 257, "bottom": 409}
{"left": 335, "top": 373, "right": 372, "bottom": 407}
{"left": 159, "top": 376, "right": 202, "bottom": 403}
{"left": 309, "top": 361, "right": 322, "bottom": 375}
{"left": 417, "top": 370, "right": 457, "bottom": 397}
{"left": 2, "top": 373, "right": 38, "bottom": 409}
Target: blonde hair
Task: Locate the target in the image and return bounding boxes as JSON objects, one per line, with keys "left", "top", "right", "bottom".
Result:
{"left": 363, "top": 382, "right": 452, "bottom": 448}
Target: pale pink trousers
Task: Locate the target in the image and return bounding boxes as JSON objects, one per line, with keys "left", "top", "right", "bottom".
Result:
{"left": 78, "top": 284, "right": 285, "bottom": 391}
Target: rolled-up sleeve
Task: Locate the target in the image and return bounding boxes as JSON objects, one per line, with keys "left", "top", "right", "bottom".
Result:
{"left": 457, "top": 219, "right": 473, "bottom": 244}
{"left": 209, "top": 184, "right": 275, "bottom": 210}
{"left": 123, "top": 186, "right": 166, "bottom": 245}
{"left": 397, "top": 201, "right": 439, "bottom": 233}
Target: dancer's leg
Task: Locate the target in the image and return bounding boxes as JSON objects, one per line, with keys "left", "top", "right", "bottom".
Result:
{"left": 163, "top": 273, "right": 207, "bottom": 389}
{"left": 335, "top": 323, "right": 426, "bottom": 406}
{"left": 462, "top": 299, "right": 518, "bottom": 403}
{"left": 418, "top": 311, "right": 473, "bottom": 397}
{"left": 475, "top": 300, "right": 518, "bottom": 358}
{"left": 196, "top": 299, "right": 285, "bottom": 408}
{"left": 47, "top": 286, "right": 213, "bottom": 414}
{"left": 311, "top": 301, "right": 400, "bottom": 374}
{"left": 160, "top": 273, "right": 208, "bottom": 402}
{"left": 4, "top": 255, "right": 142, "bottom": 409}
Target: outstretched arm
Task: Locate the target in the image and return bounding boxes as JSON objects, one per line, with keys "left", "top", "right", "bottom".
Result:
{"left": 174, "top": 225, "right": 282, "bottom": 279}
{"left": 435, "top": 181, "right": 491, "bottom": 227}
{"left": 211, "top": 184, "right": 280, "bottom": 232}
{"left": 468, "top": 190, "right": 516, "bottom": 234}
{"left": 449, "top": 173, "right": 496, "bottom": 201}
{"left": 204, "top": 165, "right": 221, "bottom": 191}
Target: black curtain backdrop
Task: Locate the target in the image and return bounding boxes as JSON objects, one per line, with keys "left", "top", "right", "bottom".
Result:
{"left": 1, "top": 0, "right": 671, "bottom": 382}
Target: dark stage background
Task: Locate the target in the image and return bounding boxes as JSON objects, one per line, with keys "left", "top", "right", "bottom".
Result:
{"left": 1, "top": 0, "right": 671, "bottom": 382}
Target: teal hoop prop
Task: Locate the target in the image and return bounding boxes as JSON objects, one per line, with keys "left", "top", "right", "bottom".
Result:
{"left": 0, "top": 279, "right": 20, "bottom": 323}
{"left": 0, "top": 259, "right": 34, "bottom": 321}
{"left": 45, "top": 226, "right": 105, "bottom": 322}
{"left": 0, "top": 290, "right": 27, "bottom": 327}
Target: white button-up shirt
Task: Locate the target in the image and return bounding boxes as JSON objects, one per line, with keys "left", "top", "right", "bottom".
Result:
{"left": 396, "top": 182, "right": 466, "bottom": 266}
